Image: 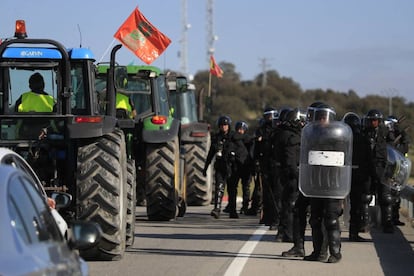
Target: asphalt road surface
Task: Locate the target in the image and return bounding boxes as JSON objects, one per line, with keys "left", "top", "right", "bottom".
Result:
{"left": 88, "top": 204, "right": 414, "bottom": 276}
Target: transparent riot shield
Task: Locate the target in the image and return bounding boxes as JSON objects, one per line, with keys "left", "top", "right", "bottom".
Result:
{"left": 384, "top": 144, "right": 411, "bottom": 191}
{"left": 299, "top": 121, "right": 353, "bottom": 199}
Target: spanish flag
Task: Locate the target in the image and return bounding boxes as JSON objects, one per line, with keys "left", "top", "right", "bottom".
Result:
{"left": 114, "top": 7, "right": 171, "bottom": 64}
{"left": 210, "top": 55, "right": 223, "bottom": 78}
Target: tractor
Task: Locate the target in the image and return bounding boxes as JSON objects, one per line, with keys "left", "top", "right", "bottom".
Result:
{"left": 167, "top": 74, "right": 213, "bottom": 206}
{"left": 0, "top": 21, "right": 133, "bottom": 260}
{"left": 96, "top": 63, "right": 186, "bottom": 221}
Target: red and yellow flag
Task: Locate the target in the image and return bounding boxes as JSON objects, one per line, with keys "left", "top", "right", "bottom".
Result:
{"left": 114, "top": 7, "right": 171, "bottom": 64}
{"left": 210, "top": 55, "right": 223, "bottom": 78}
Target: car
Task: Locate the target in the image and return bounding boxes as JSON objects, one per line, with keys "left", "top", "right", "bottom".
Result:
{"left": 0, "top": 164, "right": 101, "bottom": 275}
{"left": 0, "top": 147, "right": 70, "bottom": 236}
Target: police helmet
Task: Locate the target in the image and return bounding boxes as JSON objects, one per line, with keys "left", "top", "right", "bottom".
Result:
{"left": 384, "top": 115, "right": 399, "bottom": 131}
{"left": 386, "top": 115, "right": 399, "bottom": 124}
{"left": 365, "top": 109, "right": 383, "bottom": 120}
{"left": 263, "top": 107, "right": 278, "bottom": 120}
{"left": 342, "top": 112, "right": 361, "bottom": 130}
{"left": 313, "top": 103, "right": 336, "bottom": 122}
{"left": 306, "top": 101, "right": 324, "bottom": 122}
{"left": 285, "top": 108, "right": 302, "bottom": 126}
{"left": 217, "top": 115, "right": 232, "bottom": 127}
{"left": 278, "top": 107, "right": 293, "bottom": 123}
{"left": 235, "top": 121, "right": 248, "bottom": 131}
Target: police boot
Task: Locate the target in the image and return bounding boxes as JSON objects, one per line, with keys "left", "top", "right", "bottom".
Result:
{"left": 327, "top": 229, "right": 342, "bottom": 263}
{"left": 304, "top": 230, "right": 326, "bottom": 262}
{"left": 282, "top": 236, "right": 305, "bottom": 257}
{"left": 349, "top": 224, "right": 368, "bottom": 242}
{"left": 210, "top": 208, "right": 221, "bottom": 219}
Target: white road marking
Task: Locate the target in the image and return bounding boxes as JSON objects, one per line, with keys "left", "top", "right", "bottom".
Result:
{"left": 224, "top": 225, "right": 267, "bottom": 276}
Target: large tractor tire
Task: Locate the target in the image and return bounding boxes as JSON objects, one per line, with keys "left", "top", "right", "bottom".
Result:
{"left": 145, "top": 139, "right": 180, "bottom": 221}
{"left": 126, "top": 158, "right": 137, "bottom": 247}
{"left": 184, "top": 134, "right": 213, "bottom": 206}
{"left": 77, "top": 129, "right": 128, "bottom": 261}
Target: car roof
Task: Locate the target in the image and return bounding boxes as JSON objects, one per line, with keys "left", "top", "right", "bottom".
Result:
{"left": 0, "top": 147, "right": 45, "bottom": 196}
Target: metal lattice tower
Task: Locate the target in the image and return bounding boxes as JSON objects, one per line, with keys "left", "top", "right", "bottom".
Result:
{"left": 206, "top": 0, "right": 216, "bottom": 67}
{"left": 180, "top": 0, "right": 190, "bottom": 77}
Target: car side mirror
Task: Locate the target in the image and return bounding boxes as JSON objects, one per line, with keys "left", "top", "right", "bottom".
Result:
{"left": 50, "top": 192, "right": 72, "bottom": 210}
{"left": 68, "top": 221, "right": 102, "bottom": 250}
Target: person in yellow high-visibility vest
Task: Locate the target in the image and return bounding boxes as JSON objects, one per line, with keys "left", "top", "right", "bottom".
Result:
{"left": 15, "top": 72, "right": 56, "bottom": 112}
{"left": 116, "top": 92, "right": 136, "bottom": 119}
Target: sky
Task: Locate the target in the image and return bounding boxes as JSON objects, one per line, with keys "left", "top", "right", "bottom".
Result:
{"left": 2, "top": 0, "right": 414, "bottom": 102}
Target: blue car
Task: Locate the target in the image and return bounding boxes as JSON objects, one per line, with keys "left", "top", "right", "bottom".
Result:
{"left": 0, "top": 164, "right": 101, "bottom": 276}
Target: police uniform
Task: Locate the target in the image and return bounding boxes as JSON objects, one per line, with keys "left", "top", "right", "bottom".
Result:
{"left": 254, "top": 113, "right": 281, "bottom": 228}
{"left": 204, "top": 116, "right": 241, "bottom": 218}
{"left": 343, "top": 113, "right": 372, "bottom": 241}
{"left": 362, "top": 109, "right": 394, "bottom": 233}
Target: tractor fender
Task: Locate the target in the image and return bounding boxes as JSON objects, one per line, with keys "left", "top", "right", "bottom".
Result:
{"left": 142, "top": 118, "right": 180, "bottom": 143}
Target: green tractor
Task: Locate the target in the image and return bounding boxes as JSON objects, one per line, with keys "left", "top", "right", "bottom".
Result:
{"left": 96, "top": 63, "right": 186, "bottom": 221}
{"left": 167, "top": 74, "right": 213, "bottom": 206}
{"left": 0, "top": 22, "right": 133, "bottom": 260}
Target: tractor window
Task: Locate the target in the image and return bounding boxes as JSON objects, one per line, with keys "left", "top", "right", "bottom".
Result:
{"left": 70, "top": 63, "right": 87, "bottom": 112}
{"left": 169, "top": 91, "right": 198, "bottom": 124}
{"left": 127, "top": 78, "right": 151, "bottom": 115}
{"left": 7, "top": 67, "right": 58, "bottom": 113}
{"left": 156, "top": 77, "right": 170, "bottom": 116}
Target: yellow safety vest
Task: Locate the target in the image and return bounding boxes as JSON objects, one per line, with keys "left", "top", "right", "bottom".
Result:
{"left": 18, "top": 91, "right": 55, "bottom": 112}
{"left": 116, "top": 93, "right": 133, "bottom": 118}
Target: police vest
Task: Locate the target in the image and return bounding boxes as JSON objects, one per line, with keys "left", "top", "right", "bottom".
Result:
{"left": 116, "top": 93, "right": 133, "bottom": 117}
{"left": 18, "top": 91, "right": 55, "bottom": 112}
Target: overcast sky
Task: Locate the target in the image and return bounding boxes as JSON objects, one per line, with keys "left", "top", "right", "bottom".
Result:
{"left": 2, "top": 0, "right": 414, "bottom": 102}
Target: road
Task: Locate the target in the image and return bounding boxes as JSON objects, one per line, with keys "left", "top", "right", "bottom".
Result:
{"left": 88, "top": 204, "right": 414, "bottom": 276}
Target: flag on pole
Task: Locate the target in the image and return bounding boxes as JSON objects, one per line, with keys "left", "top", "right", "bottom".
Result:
{"left": 114, "top": 7, "right": 171, "bottom": 64}
{"left": 210, "top": 55, "right": 223, "bottom": 78}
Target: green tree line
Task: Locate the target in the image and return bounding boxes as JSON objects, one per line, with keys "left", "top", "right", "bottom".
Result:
{"left": 191, "top": 61, "right": 414, "bottom": 175}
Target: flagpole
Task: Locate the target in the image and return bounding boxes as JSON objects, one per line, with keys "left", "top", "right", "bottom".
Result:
{"left": 208, "top": 71, "right": 212, "bottom": 97}
{"left": 98, "top": 38, "right": 117, "bottom": 63}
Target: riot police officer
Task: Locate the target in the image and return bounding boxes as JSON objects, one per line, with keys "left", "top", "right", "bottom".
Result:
{"left": 343, "top": 112, "right": 372, "bottom": 241}
{"left": 363, "top": 109, "right": 394, "bottom": 233}
{"left": 282, "top": 102, "right": 328, "bottom": 259}
{"left": 301, "top": 103, "right": 351, "bottom": 263}
{"left": 273, "top": 108, "right": 302, "bottom": 242}
{"left": 385, "top": 115, "right": 410, "bottom": 226}
{"left": 253, "top": 107, "right": 281, "bottom": 229}
{"left": 234, "top": 121, "right": 255, "bottom": 214}
{"left": 203, "top": 115, "right": 244, "bottom": 219}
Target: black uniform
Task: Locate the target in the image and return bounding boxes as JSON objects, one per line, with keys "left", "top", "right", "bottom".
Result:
{"left": 345, "top": 114, "right": 372, "bottom": 241}
{"left": 304, "top": 104, "right": 343, "bottom": 263}
{"left": 385, "top": 117, "right": 410, "bottom": 226}
{"left": 204, "top": 129, "right": 246, "bottom": 218}
{"left": 362, "top": 111, "right": 393, "bottom": 233}
{"left": 254, "top": 120, "right": 281, "bottom": 228}
{"left": 226, "top": 132, "right": 249, "bottom": 218}
{"left": 273, "top": 115, "right": 301, "bottom": 242}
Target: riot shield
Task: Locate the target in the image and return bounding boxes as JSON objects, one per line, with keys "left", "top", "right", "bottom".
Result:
{"left": 299, "top": 121, "right": 353, "bottom": 199}
{"left": 384, "top": 145, "right": 411, "bottom": 191}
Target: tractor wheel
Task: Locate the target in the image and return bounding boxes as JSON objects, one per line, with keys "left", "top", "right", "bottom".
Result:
{"left": 184, "top": 134, "right": 213, "bottom": 206}
{"left": 77, "top": 129, "right": 127, "bottom": 261}
{"left": 126, "top": 158, "right": 136, "bottom": 247}
{"left": 145, "top": 139, "right": 179, "bottom": 221}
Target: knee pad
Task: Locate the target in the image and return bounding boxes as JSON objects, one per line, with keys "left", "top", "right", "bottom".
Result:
{"left": 361, "top": 194, "right": 373, "bottom": 204}
{"left": 380, "top": 194, "right": 393, "bottom": 205}
{"left": 324, "top": 217, "right": 340, "bottom": 231}
{"left": 309, "top": 216, "right": 322, "bottom": 228}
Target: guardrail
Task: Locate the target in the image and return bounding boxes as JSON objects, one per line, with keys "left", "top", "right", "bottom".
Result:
{"left": 400, "top": 184, "right": 414, "bottom": 227}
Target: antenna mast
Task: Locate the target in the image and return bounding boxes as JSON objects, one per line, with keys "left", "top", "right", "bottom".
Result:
{"left": 206, "top": 0, "right": 217, "bottom": 67}
{"left": 180, "top": 0, "right": 190, "bottom": 77}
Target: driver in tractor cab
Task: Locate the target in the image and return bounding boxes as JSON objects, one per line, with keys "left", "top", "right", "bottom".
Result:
{"left": 15, "top": 72, "right": 56, "bottom": 113}
{"left": 115, "top": 70, "right": 136, "bottom": 119}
